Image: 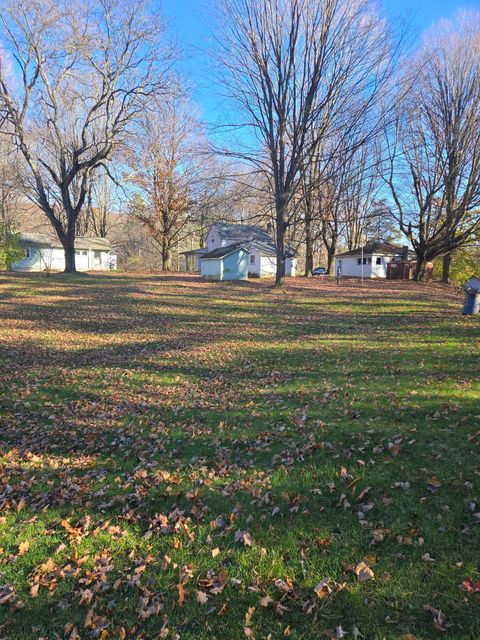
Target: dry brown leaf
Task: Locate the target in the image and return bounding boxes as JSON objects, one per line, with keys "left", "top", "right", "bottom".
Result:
{"left": 245, "top": 606, "right": 255, "bottom": 626}
{"left": 314, "top": 578, "right": 332, "bottom": 598}
{"left": 259, "top": 595, "right": 273, "bottom": 607}
{"left": 354, "top": 561, "right": 375, "bottom": 582}
{"left": 79, "top": 589, "right": 94, "bottom": 606}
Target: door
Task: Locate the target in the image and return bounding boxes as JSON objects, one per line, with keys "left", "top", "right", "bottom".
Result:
{"left": 93, "top": 251, "right": 102, "bottom": 269}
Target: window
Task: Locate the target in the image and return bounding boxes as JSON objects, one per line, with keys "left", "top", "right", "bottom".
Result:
{"left": 376, "top": 257, "right": 382, "bottom": 265}
{"left": 357, "top": 258, "right": 361, "bottom": 265}
{"left": 250, "top": 254, "right": 255, "bottom": 264}
{"left": 363, "top": 257, "right": 367, "bottom": 265}
{"left": 367, "top": 257, "right": 372, "bottom": 264}
{"left": 83, "top": 251, "right": 87, "bottom": 256}
{"left": 75, "top": 250, "right": 81, "bottom": 256}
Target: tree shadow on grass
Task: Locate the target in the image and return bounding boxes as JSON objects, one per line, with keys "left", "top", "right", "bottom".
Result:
{"left": 0, "top": 273, "right": 478, "bottom": 639}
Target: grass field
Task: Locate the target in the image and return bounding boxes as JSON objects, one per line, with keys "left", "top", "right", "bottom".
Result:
{"left": 0, "top": 272, "right": 479, "bottom": 640}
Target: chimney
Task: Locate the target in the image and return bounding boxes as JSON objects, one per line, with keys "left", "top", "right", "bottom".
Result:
{"left": 402, "top": 246, "right": 409, "bottom": 261}
{"left": 266, "top": 222, "right": 273, "bottom": 235}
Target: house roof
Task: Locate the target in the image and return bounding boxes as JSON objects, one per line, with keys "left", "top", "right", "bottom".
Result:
{"left": 180, "top": 248, "right": 208, "bottom": 256}
{"left": 335, "top": 242, "right": 412, "bottom": 258}
{"left": 210, "top": 222, "right": 296, "bottom": 257}
{"left": 19, "top": 233, "right": 114, "bottom": 252}
{"left": 211, "top": 222, "right": 274, "bottom": 244}
{"left": 200, "top": 243, "right": 247, "bottom": 260}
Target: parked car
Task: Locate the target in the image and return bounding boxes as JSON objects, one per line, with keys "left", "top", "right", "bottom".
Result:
{"left": 312, "top": 267, "right": 328, "bottom": 276}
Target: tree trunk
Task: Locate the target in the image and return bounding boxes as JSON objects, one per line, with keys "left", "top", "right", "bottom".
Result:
{"left": 326, "top": 248, "right": 335, "bottom": 275}
{"left": 442, "top": 253, "right": 451, "bottom": 283}
{"left": 62, "top": 234, "right": 77, "bottom": 273}
{"left": 162, "top": 246, "right": 172, "bottom": 271}
{"left": 413, "top": 256, "right": 426, "bottom": 282}
{"left": 275, "top": 194, "right": 287, "bottom": 286}
{"left": 304, "top": 216, "right": 314, "bottom": 277}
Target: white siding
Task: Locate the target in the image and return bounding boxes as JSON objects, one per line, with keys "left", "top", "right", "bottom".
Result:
{"left": 206, "top": 227, "right": 231, "bottom": 250}
{"left": 371, "top": 256, "right": 392, "bottom": 278}
{"left": 248, "top": 252, "right": 260, "bottom": 276}
{"left": 335, "top": 254, "right": 393, "bottom": 278}
{"left": 260, "top": 256, "right": 276, "bottom": 276}
{"left": 12, "top": 246, "right": 115, "bottom": 272}
{"left": 286, "top": 258, "right": 297, "bottom": 277}
{"left": 13, "top": 247, "right": 64, "bottom": 272}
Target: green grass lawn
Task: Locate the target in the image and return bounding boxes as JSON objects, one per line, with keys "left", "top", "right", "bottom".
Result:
{"left": 0, "top": 272, "right": 479, "bottom": 640}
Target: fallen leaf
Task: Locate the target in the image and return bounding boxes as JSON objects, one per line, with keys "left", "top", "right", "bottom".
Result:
{"left": 18, "top": 541, "right": 30, "bottom": 556}
{"left": 459, "top": 577, "right": 480, "bottom": 592}
{"left": 423, "top": 604, "right": 448, "bottom": 632}
{"left": 354, "top": 561, "right": 375, "bottom": 582}
{"left": 314, "top": 578, "right": 332, "bottom": 599}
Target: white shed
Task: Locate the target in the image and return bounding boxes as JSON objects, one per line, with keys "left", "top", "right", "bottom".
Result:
{"left": 12, "top": 233, "right": 117, "bottom": 272}
{"left": 335, "top": 242, "right": 413, "bottom": 279}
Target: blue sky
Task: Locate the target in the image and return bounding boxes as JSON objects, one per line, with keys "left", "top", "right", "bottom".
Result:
{"left": 162, "top": 0, "right": 480, "bottom": 127}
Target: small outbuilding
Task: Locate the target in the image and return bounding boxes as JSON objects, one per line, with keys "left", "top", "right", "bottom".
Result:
{"left": 184, "top": 222, "right": 297, "bottom": 278}
{"left": 12, "top": 233, "right": 116, "bottom": 272}
{"left": 200, "top": 243, "right": 249, "bottom": 281}
{"left": 335, "top": 242, "right": 415, "bottom": 279}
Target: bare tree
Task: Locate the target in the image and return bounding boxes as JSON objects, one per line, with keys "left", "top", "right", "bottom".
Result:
{"left": 0, "top": 0, "right": 173, "bottom": 272}
{"left": 216, "top": 0, "right": 397, "bottom": 285}
{"left": 0, "top": 136, "right": 22, "bottom": 231}
{"left": 384, "top": 11, "right": 480, "bottom": 281}
{"left": 126, "top": 102, "right": 208, "bottom": 270}
{"left": 77, "top": 168, "right": 114, "bottom": 238}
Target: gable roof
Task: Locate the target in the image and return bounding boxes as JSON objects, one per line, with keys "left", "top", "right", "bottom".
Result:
{"left": 180, "top": 248, "right": 208, "bottom": 256}
{"left": 201, "top": 243, "right": 247, "bottom": 260}
{"left": 210, "top": 222, "right": 296, "bottom": 257}
{"left": 211, "top": 222, "right": 274, "bottom": 244}
{"left": 19, "top": 233, "right": 114, "bottom": 252}
{"left": 335, "top": 242, "right": 412, "bottom": 258}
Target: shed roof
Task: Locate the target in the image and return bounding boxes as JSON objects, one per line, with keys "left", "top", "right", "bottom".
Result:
{"left": 201, "top": 243, "right": 247, "bottom": 260}
{"left": 336, "top": 242, "right": 411, "bottom": 258}
{"left": 19, "top": 233, "right": 114, "bottom": 251}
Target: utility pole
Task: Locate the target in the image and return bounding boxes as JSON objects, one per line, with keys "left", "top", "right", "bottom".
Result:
{"left": 361, "top": 245, "right": 364, "bottom": 286}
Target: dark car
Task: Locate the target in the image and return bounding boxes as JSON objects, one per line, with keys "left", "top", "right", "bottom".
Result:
{"left": 312, "top": 267, "right": 328, "bottom": 275}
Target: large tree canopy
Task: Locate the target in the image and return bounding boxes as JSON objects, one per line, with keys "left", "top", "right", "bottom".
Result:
{"left": 0, "top": 0, "right": 173, "bottom": 271}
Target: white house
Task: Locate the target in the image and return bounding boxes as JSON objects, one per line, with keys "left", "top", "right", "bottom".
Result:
{"left": 334, "top": 242, "right": 414, "bottom": 279}
{"left": 183, "top": 222, "right": 297, "bottom": 279}
{"left": 12, "top": 233, "right": 117, "bottom": 272}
